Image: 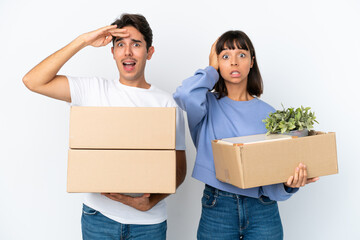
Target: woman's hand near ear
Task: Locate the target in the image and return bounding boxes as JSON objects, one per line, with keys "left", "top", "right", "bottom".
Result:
{"left": 209, "top": 40, "right": 219, "bottom": 70}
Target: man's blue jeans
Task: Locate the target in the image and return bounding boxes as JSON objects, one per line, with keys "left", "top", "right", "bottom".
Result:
{"left": 197, "top": 185, "right": 283, "bottom": 240}
{"left": 81, "top": 204, "right": 167, "bottom": 240}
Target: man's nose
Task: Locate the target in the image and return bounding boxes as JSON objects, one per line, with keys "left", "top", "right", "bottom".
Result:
{"left": 125, "top": 45, "right": 133, "bottom": 56}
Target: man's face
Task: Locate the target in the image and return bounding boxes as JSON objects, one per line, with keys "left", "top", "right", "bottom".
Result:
{"left": 111, "top": 26, "right": 154, "bottom": 83}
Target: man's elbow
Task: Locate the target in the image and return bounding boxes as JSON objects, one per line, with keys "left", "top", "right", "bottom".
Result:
{"left": 177, "top": 167, "right": 187, "bottom": 187}
{"left": 22, "top": 75, "right": 36, "bottom": 92}
{"left": 176, "top": 151, "right": 187, "bottom": 188}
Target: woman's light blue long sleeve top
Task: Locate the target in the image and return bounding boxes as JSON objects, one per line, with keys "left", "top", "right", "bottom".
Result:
{"left": 173, "top": 66, "right": 298, "bottom": 201}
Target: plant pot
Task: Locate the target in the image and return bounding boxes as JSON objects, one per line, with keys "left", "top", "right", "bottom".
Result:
{"left": 282, "top": 129, "right": 309, "bottom": 137}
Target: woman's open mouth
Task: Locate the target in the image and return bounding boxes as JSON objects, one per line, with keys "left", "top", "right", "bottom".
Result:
{"left": 230, "top": 71, "right": 241, "bottom": 77}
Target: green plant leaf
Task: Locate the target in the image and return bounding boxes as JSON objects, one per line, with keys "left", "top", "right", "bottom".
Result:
{"left": 263, "top": 105, "right": 319, "bottom": 133}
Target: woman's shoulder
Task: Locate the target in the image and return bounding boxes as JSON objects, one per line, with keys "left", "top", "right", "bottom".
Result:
{"left": 206, "top": 91, "right": 221, "bottom": 101}
{"left": 255, "top": 98, "right": 276, "bottom": 112}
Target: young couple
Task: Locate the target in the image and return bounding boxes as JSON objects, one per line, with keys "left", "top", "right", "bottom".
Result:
{"left": 23, "top": 13, "right": 318, "bottom": 240}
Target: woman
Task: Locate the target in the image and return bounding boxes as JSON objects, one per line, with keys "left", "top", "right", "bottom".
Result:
{"left": 173, "top": 31, "right": 319, "bottom": 239}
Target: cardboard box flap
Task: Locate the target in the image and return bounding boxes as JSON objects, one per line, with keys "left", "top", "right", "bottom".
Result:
{"left": 212, "top": 141, "right": 245, "bottom": 188}
{"left": 69, "top": 106, "right": 176, "bottom": 149}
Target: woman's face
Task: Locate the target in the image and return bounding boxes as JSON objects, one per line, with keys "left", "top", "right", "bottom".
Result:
{"left": 218, "top": 47, "right": 254, "bottom": 86}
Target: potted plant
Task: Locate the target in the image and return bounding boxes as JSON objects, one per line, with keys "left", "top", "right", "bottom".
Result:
{"left": 262, "top": 105, "right": 319, "bottom": 137}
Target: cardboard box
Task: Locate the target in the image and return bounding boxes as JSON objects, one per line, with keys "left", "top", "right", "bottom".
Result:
{"left": 69, "top": 106, "right": 176, "bottom": 149}
{"left": 67, "top": 149, "right": 176, "bottom": 193}
{"left": 212, "top": 131, "right": 338, "bottom": 189}
{"left": 67, "top": 106, "right": 177, "bottom": 193}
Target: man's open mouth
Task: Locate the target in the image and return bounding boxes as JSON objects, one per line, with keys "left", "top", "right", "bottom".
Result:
{"left": 122, "top": 60, "right": 136, "bottom": 71}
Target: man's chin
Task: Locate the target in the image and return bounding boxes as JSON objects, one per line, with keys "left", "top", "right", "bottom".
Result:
{"left": 120, "top": 76, "right": 138, "bottom": 82}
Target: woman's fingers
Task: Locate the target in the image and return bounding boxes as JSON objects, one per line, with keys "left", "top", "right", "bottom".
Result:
{"left": 306, "top": 177, "right": 320, "bottom": 184}
{"left": 209, "top": 38, "right": 219, "bottom": 70}
{"left": 301, "top": 165, "right": 307, "bottom": 187}
{"left": 298, "top": 164, "right": 305, "bottom": 187}
{"left": 285, "top": 163, "right": 320, "bottom": 188}
{"left": 293, "top": 166, "right": 300, "bottom": 187}
{"left": 286, "top": 175, "right": 294, "bottom": 186}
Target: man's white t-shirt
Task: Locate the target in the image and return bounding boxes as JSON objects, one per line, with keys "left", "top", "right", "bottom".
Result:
{"left": 67, "top": 76, "right": 186, "bottom": 225}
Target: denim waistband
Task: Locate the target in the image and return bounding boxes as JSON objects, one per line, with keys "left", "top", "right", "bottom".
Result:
{"left": 205, "top": 184, "right": 252, "bottom": 198}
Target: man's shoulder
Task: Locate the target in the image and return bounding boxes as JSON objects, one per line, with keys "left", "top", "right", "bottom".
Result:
{"left": 67, "top": 75, "right": 112, "bottom": 85}
{"left": 149, "top": 85, "right": 177, "bottom": 106}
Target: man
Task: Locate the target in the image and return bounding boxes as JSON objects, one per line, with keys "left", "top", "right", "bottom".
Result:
{"left": 23, "top": 14, "right": 186, "bottom": 240}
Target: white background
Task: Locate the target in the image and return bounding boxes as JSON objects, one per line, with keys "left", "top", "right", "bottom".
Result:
{"left": 1, "top": 0, "right": 359, "bottom": 239}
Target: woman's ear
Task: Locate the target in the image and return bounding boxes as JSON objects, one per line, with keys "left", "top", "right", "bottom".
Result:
{"left": 251, "top": 56, "right": 255, "bottom": 68}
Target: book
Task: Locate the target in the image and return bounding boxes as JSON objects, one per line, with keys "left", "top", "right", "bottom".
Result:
{"left": 216, "top": 134, "right": 293, "bottom": 146}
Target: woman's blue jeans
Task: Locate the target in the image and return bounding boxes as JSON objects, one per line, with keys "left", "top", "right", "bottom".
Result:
{"left": 81, "top": 204, "right": 167, "bottom": 240}
{"left": 197, "top": 185, "right": 283, "bottom": 240}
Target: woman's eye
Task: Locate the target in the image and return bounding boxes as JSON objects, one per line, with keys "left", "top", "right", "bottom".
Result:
{"left": 239, "top": 53, "right": 246, "bottom": 58}
{"left": 222, "top": 54, "right": 229, "bottom": 60}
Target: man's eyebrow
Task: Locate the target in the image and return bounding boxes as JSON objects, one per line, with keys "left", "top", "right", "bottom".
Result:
{"left": 115, "top": 38, "right": 142, "bottom": 43}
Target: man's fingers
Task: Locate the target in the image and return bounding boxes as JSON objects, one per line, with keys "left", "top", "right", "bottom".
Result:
{"left": 103, "top": 35, "right": 113, "bottom": 45}
{"left": 110, "top": 28, "right": 129, "bottom": 33}
{"left": 110, "top": 33, "right": 130, "bottom": 39}
{"left": 101, "top": 193, "right": 118, "bottom": 202}
{"left": 98, "top": 26, "right": 128, "bottom": 39}
{"left": 102, "top": 193, "right": 126, "bottom": 200}
{"left": 109, "top": 28, "right": 129, "bottom": 35}
{"left": 100, "top": 25, "right": 118, "bottom": 32}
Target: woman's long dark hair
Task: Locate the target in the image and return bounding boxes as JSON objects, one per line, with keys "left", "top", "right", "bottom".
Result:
{"left": 213, "top": 30, "right": 263, "bottom": 99}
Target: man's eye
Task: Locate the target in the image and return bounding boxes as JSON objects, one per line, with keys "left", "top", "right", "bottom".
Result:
{"left": 222, "top": 54, "right": 229, "bottom": 59}
{"left": 117, "top": 43, "right": 124, "bottom": 47}
{"left": 133, "top": 43, "right": 140, "bottom": 47}
{"left": 239, "top": 53, "right": 246, "bottom": 58}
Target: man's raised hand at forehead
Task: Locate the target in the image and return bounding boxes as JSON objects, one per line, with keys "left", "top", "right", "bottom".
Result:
{"left": 22, "top": 25, "right": 129, "bottom": 102}
{"left": 79, "top": 25, "right": 129, "bottom": 48}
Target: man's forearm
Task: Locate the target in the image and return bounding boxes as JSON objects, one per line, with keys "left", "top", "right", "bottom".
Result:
{"left": 147, "top": 150, "right": 187, "bottom": 210}
{"left": 176, "top": 150, "right": 187, "bottom": 188}
{"left": 102, "top": 151, "right": 187, "bottom": 211}
{"left": 23, "top": 36, "right": 87, "bottom": 90}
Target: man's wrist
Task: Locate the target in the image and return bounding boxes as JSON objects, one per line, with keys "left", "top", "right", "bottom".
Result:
{"left": 149, "top": 194, "right": 168, "bottom": 208}
{"left": 72, "top": 35, "right": 89, "bottom": 49}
